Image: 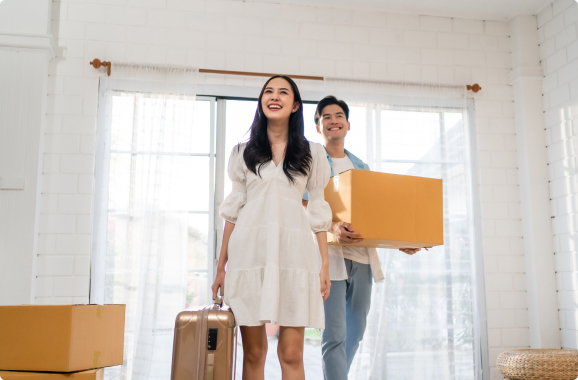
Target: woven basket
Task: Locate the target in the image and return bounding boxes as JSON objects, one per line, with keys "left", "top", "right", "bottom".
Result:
{"left": 497, "top": 349, "right": 578, "bottom": 380}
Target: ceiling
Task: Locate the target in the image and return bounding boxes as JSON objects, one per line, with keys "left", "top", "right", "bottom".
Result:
{"left": 239, "top": 0, "right": 553, "bottom": 21}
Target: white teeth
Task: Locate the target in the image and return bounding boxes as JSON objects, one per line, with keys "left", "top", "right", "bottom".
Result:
{"left": 268, "top": 105, "right": 281, "bottom": 109}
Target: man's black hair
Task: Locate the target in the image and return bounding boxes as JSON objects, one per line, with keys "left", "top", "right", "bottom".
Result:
{"left": 314, "top": 96, "right": 350, "bottom": 126}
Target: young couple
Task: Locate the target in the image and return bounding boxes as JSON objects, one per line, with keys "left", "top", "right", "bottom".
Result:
{"left": 211, "top": 75, "right": 420, "bottom": 380}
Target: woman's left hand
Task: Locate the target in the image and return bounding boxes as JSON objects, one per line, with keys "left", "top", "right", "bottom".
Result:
{"left": 320, "top": 266, "right": 331, "bottom": 302}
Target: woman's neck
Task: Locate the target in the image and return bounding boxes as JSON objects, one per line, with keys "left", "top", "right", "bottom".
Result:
{"left": 267, "top": 120, "right": 289, "bottom": 144}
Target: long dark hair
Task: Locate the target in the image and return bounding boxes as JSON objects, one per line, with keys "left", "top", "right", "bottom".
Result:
{"left": 242, "top": 75, "right": 312, "bottom": 184}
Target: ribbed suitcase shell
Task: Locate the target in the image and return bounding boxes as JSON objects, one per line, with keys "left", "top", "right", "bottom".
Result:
{"left": 170, "top": 300, "right": 236, "bottom": 380}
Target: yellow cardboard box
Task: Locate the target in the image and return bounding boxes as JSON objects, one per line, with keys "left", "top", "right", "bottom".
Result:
{"left": 0, "top": 369, "right": 103, "bottom": 380}
{"left": 0, "top": 305, "right": 125, "bottom": 372}
{"left": 324, "top": 169, "right": 444, "bottom": 249}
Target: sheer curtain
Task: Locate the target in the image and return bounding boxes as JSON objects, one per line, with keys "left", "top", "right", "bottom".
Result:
{"left": 91, "top": 63, "right": 200, "bottom": 380}
{"left": 323, "top": 78, "right": 480, "bottom": 380}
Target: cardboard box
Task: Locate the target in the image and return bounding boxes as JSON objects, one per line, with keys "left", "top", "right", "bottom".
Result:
{"left": 0, "top": 369, "right": 103, "bottom": 380}
{"left": 324, "top": 169, "right": 443, "bottom": 249}
{"left": 0, "top": 305, "right": 125, "bottom": 372}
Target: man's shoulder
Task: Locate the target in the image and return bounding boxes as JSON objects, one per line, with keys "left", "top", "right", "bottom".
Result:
{"left": 345, "top": 150, "right": 371, "bottom": 171}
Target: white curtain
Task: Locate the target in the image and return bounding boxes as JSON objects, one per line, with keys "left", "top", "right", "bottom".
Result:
{"left": 323, "top": 78, "right": 480, "bottom": 380}
{"left": 93, "top": 63, "right": 200, "bottom": 380}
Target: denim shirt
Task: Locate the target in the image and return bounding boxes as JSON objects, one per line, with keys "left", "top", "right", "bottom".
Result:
{"left": 304, "top": 149, "right": 385, "bottom": 283}
{"left": 302, "top": 149, "right": 369, "bottom": 200}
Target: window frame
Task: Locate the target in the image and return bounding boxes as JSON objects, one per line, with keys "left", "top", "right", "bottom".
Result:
{"left": 91, "top": 80, "right": 488, "bottom": 380}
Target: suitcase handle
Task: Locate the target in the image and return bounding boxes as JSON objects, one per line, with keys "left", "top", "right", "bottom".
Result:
{"left": 206, "top": 354, "right": 215, "bottom": 380}
{"left": 211, "top": 296, "right": 237, "bottom": 380}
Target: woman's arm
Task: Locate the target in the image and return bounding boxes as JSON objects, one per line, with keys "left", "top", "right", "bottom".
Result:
{"left": 316, "top": 231, "right": 331, "bottom": 301}
{"left": 211, "top": 221, "right": 235, "bottom": 299}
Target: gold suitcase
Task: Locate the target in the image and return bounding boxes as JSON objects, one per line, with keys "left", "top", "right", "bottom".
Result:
{"left": 170, "top": 298, "right": 237, "bottom": 380}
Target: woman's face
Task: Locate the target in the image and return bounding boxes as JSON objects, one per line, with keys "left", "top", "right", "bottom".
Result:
{"left": 261, "top": 77, "right": 300, "bottom": 122}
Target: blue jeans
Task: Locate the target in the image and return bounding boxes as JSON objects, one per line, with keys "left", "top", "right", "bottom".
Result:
{"left": 321, "top": 259, "right": 373, "bottom": 380}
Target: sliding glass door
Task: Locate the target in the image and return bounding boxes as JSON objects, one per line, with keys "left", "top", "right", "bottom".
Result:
{"left": 348, "top": 105, "right": 478, "bottom": 380}
{"left": 213, "top": 99, "right": 479, "bottom": 380}
{"left": 93, "top": 88, "right": 480, "bottom": 380}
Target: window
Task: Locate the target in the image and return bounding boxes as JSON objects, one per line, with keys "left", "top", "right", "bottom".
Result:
{"left": 93, "top": 82, "right": 482, "bottom": 380}
{"left": 102, "top": 92, "right": 215, "bottom": 306}
{"left": 92, "top": 87, "right": 217, "bottom": 379}
{"left": 348, "top": 105, "right": 479, "bottom": 379}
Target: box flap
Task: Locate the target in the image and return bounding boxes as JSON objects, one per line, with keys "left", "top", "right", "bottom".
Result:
{"left": 0, "top": 369, "right": 103, "bottom": 380}
{"left": 69, "top": 305, "right": 126, "bottom": 371}
{"left": 324, "top": 171, "right": 352, "bottom": 223}
{"left": 353, "top": 170, "right": 418, "bottom": 242}
{"left": 324, "top": 169, "right": 444, "bottom": 248}
{"left": 0, "top": 305, "right": 73, "bottom": 372}
{"left": 416, "top": 177, "right": 444, "bottom": 245}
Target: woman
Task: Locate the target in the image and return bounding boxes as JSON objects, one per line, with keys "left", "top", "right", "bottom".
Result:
{"left": 211, "top": 75, "right": 332, "bottom": 380}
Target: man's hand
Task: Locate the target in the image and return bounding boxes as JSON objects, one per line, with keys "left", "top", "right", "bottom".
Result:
{"left": 330, "top": 222, "right": 364, "bottom": 244}
{"left": 399, "top": 248, "right": 421, "bottom": 255}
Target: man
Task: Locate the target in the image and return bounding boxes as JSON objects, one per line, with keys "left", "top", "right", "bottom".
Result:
{"left": 303, "top": 96, "right": 419, "bottom": 380}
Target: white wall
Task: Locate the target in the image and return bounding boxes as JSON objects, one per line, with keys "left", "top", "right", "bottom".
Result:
{"left": 0, "top": 0, "right": 53, "bottom": 305}
{"left": 538, "top": 0, "right": 578, "bottom": 349}
{"left": 0, "top": 0, "right": 52, "bottom": 35}
{"left": 509, "top": 14, "right": 560, "bottom": 350}
{"left": 24, "top": 0, "right": 534, "bottom": 377}
{"left": 0, "top": 50, "right": 50, "bottom": 305}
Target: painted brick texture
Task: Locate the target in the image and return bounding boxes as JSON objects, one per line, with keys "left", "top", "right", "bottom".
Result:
{"left": 45, "top": 0, "right": 524, "bottom": 376}
{"left": 538, "top": 0, "right": 578, "bottom": 351}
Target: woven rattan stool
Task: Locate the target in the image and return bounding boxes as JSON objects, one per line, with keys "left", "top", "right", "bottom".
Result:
{"left": 497, "top": 349, "right": 578, "bottom": 380}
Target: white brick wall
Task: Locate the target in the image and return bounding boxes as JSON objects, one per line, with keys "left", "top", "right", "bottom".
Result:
{"left": 538, "top": 0, "right": 578, "bottom": 350}
{"left": 45, "top": 0, "right": 525, "bottom": 375}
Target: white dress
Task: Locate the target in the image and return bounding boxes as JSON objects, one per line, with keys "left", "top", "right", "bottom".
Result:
{"left": 219, "top": 142, "right": 332, "bottom": 328}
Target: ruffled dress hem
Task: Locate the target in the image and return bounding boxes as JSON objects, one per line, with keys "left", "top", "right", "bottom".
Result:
{"left": 224, "top": 266, "right": 325, "bottom": 329}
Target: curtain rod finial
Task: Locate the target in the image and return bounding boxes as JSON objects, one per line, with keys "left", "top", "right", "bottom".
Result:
{"left": 467, "top": 83, "right": 481, "bottom": 93}
{"left": 90, "top": 58, "right": 111, "bottom": 76}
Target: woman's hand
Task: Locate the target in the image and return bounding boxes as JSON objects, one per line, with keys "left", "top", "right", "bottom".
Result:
{"left": 315, "top": 231, "right": 331, "bottom": 301}
{"left": 399, "top": 248, "right": 421, "bottom": 255}
{"left": 320, "top": 266, "right": 331, "bottom": 302}
{"left": 212, "top": 221, "right": 235, "bottom": 300}
{"left": 211, "top": 267, "right": 226, "bottom": 300}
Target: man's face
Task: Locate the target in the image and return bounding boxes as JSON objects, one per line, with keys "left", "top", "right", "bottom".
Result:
{"left": 317, "top": 104, "right": 350, "bottom": 141}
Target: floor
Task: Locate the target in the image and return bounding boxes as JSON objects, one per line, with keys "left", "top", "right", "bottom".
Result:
{"left": 234, "top": 337, "right": 324, "bottom": 380}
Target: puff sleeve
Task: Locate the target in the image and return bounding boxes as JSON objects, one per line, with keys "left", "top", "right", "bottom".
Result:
{"left": 306, "top": 143, "right": 333, "bottom": 233}
{"left": 219, "top": 145, "right": 247, "bottom": 224}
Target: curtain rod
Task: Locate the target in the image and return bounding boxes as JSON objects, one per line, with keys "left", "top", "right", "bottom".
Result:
{"left": 89, "top": 59, "right": 482, "bottom": 93}
{"left": 199, "top": 68, "right": 324, "bottom": 81}
{"left": 325, "top": 76, "right": 479, "bottom": 92}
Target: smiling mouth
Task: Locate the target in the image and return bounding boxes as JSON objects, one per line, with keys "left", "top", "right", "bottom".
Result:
{"left": 328, "top": 127, "right": 342, "bottom": 131}
{"left": 268, "top": 104, "right": 282, "bottom": 110}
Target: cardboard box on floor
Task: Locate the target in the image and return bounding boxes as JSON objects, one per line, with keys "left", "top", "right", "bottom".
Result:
{"left": 324, "top": 169, "right": 444, "bottom": 249}
{"left": 0, "top": 369, "right": 103, "bottom": 380}
{"left": 0, "top": 305, "right": 125, "bottom": 372}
